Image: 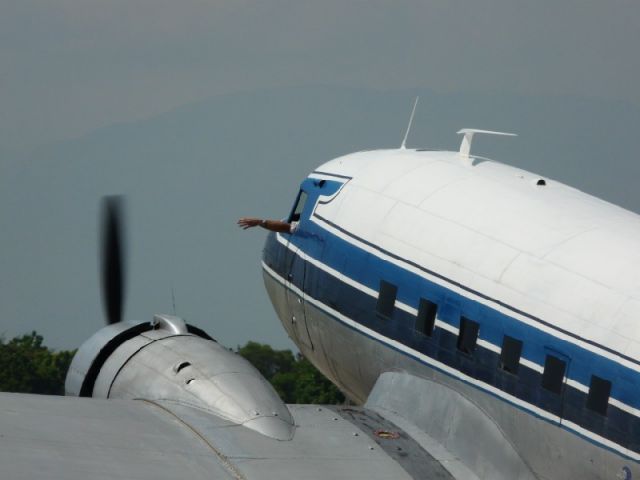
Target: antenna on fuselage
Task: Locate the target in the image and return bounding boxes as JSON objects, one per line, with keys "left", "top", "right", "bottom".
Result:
{"left": 400, "top": 96, "right": 419, "bottom": 150}
{"left": 171, "top": 286, "right": 177, "bottom": 315}
{"left": 457, "top": 128, "right": 517, "bottom": 161}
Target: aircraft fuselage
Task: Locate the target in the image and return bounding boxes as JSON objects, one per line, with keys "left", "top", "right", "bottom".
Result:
{"left": 262, "top": 148, "right": 640, "bottom": 480}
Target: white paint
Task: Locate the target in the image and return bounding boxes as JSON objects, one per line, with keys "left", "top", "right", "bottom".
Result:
{"left": 312, "top": 149, "right": 640, "bottom": 370}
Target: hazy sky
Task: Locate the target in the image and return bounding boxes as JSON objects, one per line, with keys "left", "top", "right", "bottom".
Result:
{"left": 2, "top": 0, "right": 639, "bottom": 151}
{"left": 2, "top": 2, "right": 640, "bottom": 352}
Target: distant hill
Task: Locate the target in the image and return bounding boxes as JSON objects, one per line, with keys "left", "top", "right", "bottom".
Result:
{"left": 1, "top": 86, "right": 639, "bottom": 350}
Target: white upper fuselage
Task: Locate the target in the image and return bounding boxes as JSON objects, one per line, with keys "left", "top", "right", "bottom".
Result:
{"left": 314, "top": 148, "right": 640, "bottom": 363}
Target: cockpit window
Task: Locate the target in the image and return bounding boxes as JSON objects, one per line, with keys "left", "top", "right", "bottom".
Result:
{"left": 289, "top": 190, "right": 308, "bottom": 222}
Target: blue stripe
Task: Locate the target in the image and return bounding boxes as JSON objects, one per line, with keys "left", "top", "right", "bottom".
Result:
{"left": 261, "top": 259, "right": 640, "bottom": 461}
{"left": 314, "top": 213, "right": 640, "bottom": 370}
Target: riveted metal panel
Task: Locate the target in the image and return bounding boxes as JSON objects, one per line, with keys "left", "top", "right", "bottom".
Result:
{"left": 0, "top": 393, "right": 236, "bottom": 480}
{"left": 107, "top": 335, "right": 295, "bottom": 440}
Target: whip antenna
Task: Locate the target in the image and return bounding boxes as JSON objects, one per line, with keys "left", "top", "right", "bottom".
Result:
{"left": 171, "top": 286, "right": 177, "bottom": 315}
{"left": 400, "top": 96, "right": 419, "bottom": 150}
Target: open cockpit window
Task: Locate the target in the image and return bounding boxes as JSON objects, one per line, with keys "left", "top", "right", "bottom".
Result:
{"left": 288, "top": 190, "right": 308, "bottom": 223}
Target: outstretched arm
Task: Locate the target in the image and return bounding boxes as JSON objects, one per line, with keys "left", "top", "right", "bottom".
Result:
{"left": 237, "top": 217, "right": 292, "bottom": 233}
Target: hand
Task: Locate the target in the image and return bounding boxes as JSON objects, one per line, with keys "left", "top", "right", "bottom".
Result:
{"left": 237, "top": 217, "right": 262, "bottom": 230}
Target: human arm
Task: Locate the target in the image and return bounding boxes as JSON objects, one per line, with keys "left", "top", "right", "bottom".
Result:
{"left": 237, "top": 217, "right": 293, "bottom": 233}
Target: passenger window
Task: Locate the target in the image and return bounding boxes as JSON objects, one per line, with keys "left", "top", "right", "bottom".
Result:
{"left": 376, "top": 280, "right": 397, "bottom": 318}
{"left": 586, "top": 375, "right": 611, "bottom": 416}
{"left": 289, "top": 190, "right": 308, "bottom": 222}
{"left": 457, "top": 317, "right": 479, "bottom": 355}
{"left": 541, "top": 355, "right": 566, "bottom": 394}
{"left": 500, "top": 335, "right": 523, "bottom": 375}
{"left": 415, "top": 298, "right": 437, "bottom": 336}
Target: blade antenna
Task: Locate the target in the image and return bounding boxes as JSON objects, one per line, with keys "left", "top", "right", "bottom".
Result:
{"left": 457, "top": 128, "right": 517, "bottom": 160}
{"left": 400, "top": 96, "right": 419, "bottom": 150}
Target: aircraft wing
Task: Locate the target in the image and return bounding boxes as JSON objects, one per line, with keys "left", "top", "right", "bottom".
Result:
{"left": 0, "top": 391, "right": 472, "bottom": 480}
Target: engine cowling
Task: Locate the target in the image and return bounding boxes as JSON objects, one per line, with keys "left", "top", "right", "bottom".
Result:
{"left": 65, "top": 314, "right": 294, "bottom": 440}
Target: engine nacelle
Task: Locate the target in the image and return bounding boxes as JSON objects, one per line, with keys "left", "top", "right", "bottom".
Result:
{"left": 65, "top": 314, "right": 294, "bottom": 440}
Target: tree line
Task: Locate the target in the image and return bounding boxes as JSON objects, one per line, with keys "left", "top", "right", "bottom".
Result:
{"left": 0, "top": 332, "right": 344, "bottom": 404}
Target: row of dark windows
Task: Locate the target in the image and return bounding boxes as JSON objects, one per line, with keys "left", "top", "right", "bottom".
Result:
{"left": 375, "top": 279, "right": 613, "bottom": 417}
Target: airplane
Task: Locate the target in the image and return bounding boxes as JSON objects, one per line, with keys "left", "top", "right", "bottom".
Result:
{"left": 0, "top": 124, "right": 637, "bottom": 480}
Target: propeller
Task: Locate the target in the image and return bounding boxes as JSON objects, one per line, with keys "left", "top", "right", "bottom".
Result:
{"left": 100, "top": 196, "right": 126, "bottom": 325}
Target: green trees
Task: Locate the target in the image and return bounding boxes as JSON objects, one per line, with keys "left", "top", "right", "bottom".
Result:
{"left": 0, "top": 332, "right": 75, "bottom": 395}
{"left": 0, "top": 333, "right": 345, "bottom": 404}
{"left": 236, "top": 341, "right": 345, "bottom": 404}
